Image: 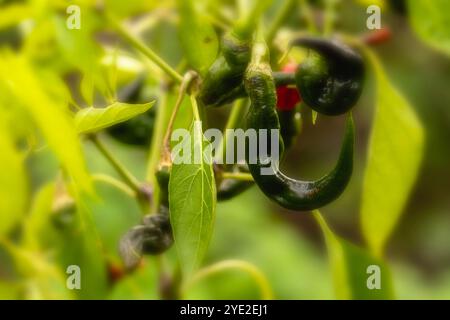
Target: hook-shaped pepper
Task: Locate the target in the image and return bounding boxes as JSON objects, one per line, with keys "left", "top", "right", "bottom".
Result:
{"left": 244, "top": 40, "right": 355, "bottom": 211}
{"left": 291, "top": 37, "right": 365, "bottom": 116}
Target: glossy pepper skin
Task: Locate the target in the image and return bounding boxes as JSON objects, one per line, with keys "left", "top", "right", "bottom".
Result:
{"left": 244, "top": 41, "right": 355, "bottom": 211}
{"left": 292, "top": 37, "right": 364, "bottom": 116}
{"left": 199, "top": 33, "right": 252, "bottom": 107}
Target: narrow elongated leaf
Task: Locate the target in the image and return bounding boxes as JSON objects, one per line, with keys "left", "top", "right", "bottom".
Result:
{"left": 75, "top": 101, "right": 155, "bottom": 134}
{"left": 0, "top": 117, "right": 28, "bottom": 236}
{"left": 314, "top": 211, "right": 395, "bottom": 300}
{"left": 361, "top": 50, "right": 424, "bottom": 258}
{"left": 408, "top": 0, "right": 450, "bottom": 56}
{"left": 169, "top": 121, "right": 216, "bottom": 275}
{"left": 0, "top": 53, "right": 92, "bottom": 193}
{"left": 177, "top": 0, "right": 219, "bottom": 75}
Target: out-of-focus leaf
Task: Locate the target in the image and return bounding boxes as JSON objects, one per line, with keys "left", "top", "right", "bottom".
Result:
{"left": 0, "top": 53, "right": 92, "bottom": 193}
{"left": 408, "top": 0, "right": 450, "bottom": 56}
{"left": 0, "top": 116, "right": 28, "bottom": 237}
{"left": 22, "top": 183, "right": 55, "bottom": 251}
{"left": 169, "top": 121, "right": 216, "bottom": 276}
{"left": 53, "top": 190, "right": 109, "bottom": 299}
{"left": 108, "top": 260, "right": 159, "bottom": 300}
{"left": 75, "top": 101, "right": 155, "bottom": 134}
{"left": 314, "top": 211, "right": 395, "bottom": 300}
{"left": 177, "top": 0, "right": 219, "bottom": 75}
{"left": 0, "top": 3, "right": 31, "bottom": 29}
{"left": 1, "top": 241, "right": 73, "bottom": 300}
{"left": 361, "top": 49, "right": 424, "bottom": 258}
{"left": 53, "top": 12, "right": 111, "bottom": 104}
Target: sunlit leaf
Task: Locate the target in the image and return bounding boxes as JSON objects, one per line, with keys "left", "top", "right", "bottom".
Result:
{"left": 361, "top": 49, "right": 424, "bottom": 258}
{"left": 1, "top": 240, "right": 73, "bottom": 300}
{"left": 0, "top": 3, "right": 31, "bottom": 29}
{"left": 22, "top": 182, "right": 56, "bottom": 251}
{"left": 314, "top": 211, "right": 395, "bottom": 300}
{"left": 75, "top": 101, "right": 155, "bottom": 134}
{"left": 0, "top": 52, "right": 92, "bottom": 193}
{"left": 0, "top": 115, "right": 28, "bottom": 237}
{"left": 177, "top": 0, "right": 219, "bottom": 75}
{"left": 169, "top": 121, "right": 216, "bottom": 276}
{"left": 408, "top": 0, "right": 450, "bottom": 56}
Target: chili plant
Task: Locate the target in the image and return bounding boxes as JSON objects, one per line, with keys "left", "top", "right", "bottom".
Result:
{"left": 1, "top": 0, "right": 449, "bottom": 300}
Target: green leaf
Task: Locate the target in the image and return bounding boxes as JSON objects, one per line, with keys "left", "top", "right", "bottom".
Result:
{"left": 75, "top": 101, "right": 155, "bottom": 134}
{"left": 0, "top": 116, "right": 28, "bottom": 237}
{"left": 408, "top": 0, "right": 450, "bottom": 56}
{"left": 0, "top": 53, "right": 92, "bottom": 193}
{"left": 169, "top": 121, "right": 216, "bottom": 276}
{"left": 361, "top": 49, "right": 424, "bottom": 258}
{"left": 22, "top": 182, "right": 56, "bottom": 251}
{"left": 177, "top": 0, "right": 219, "bottom": 75}
{"left": 1, "top": 240, "right": 73, "bottom": 300}
{"left": 314, "top": 211, "right": 395, "bottom": 300}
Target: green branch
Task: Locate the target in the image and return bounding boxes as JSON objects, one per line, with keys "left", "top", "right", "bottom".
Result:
{"left": 106, "top": 13, "right": 184, "bottom": 84}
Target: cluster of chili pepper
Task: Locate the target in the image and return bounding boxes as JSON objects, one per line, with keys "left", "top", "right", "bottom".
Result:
{"left": 116, "top": 20, "right": 365, "bottom": 270}
{"left": 200, "top": 32, "right": 363, "bottom": 210}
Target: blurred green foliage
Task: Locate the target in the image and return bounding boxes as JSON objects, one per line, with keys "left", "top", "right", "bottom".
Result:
{"left": 0, "top": 0, "right": 449, "bottom": 300}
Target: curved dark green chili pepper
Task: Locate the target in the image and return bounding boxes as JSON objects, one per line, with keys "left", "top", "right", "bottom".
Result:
{"left": 217, "top": 164, "right": 254, "bottom": 201}
{"left": 292, "top": 37, "right": 364, "bottom": 116}
{"left": 244, "top": 43, "right": 355, "bottom": 211}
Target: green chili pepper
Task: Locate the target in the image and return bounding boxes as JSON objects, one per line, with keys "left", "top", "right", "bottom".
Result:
{"left": 199, "top": 1, "right": 271, "bottom": 107}
{"left": 199, "top": 33, "right": 252, "bottom": 107}
{"left": 292, "top": 37, "right": 364, "bottom": 116}
{"left": 244, "top": 39, "right": 355, "bottom": 211}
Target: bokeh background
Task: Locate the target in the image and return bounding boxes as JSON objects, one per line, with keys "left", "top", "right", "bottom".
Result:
{"left": 0, "top": 0, "right": 449, "bottom": 299}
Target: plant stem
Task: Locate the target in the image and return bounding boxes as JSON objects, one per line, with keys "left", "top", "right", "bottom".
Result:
{"left": 90, "top": 135, "right": 141, "bottom": 193}
{"left": 106, "top": 13, "right": 184, "bottom": 84}
{"left": 299, "top": 0, "right": 318, "bottom": 34}
{"left": 91, "top": 173, "right": 136, "bottom": 198}
{"left": 266, "top": 0, "right": 296, "bottom": 44}
{"left": 214, "top": 99, "right": 248, "bottom": 165}
{"left": 146, "top": 87, "right": 170, "bottom": 183}
{"left": 162, "top": 71, "right": 198, "bottom": 162}
{"left": 190, "top": 94, "right": 201, "bottom": 122}
{"left": 182, "top": 259, "right": 274, "bottom": 299}
{"left": 221, "top": 172, "right": 254, "bottom": 181}
{"left": 323, "top": 0, "right": 339, "bottom": 36}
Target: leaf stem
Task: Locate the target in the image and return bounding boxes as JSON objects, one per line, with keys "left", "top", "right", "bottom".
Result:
{"left": 162, "top": 71, "right": 198, "bottom": 162}
{"left": 323, "top": 0, "right": 339, "bottom": 36}
{"left": 299, "top": 0, "right": 318, "bottom": 34}
{"left": 214, "top": 99, "right": 248, "bottom": 165}
{"left": 91, "top": 173, "right": 136, "bottom": 197}
{"left": 106, "top": 13, "right": 184, "bottom": 84}
{"left": 182, "top": 259, "right": 274, "bottom": 300}
{"left": 90, "top": 135, "right": 141, "bottom": 193}
{"left": 221, "top": 172, "right": 254, "bottom": 181}
{"left": 266, "top": 0, "right": 297, "bottom": 44}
